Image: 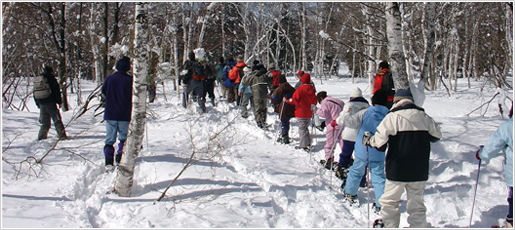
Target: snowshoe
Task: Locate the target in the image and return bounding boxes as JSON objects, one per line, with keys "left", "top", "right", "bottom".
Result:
{"left": 372, "top": 203, "right": 381, "bottom": 214}
{"left": 344, "top": 193, "right": 358, "bottom": 205}
{"left": 373, "top": 219, "right": 384, "bottom": 228}
{"left": 335, "top": 165, "right": 350, "bottom": 180}
{"left": 295, "top": 145, "right": 312, "bottom": 152}
{"left": 105, "top": 165, "right": 115, "bottom": 173}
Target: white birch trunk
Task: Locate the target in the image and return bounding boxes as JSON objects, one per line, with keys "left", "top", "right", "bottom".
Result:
{"left": 365, "top": 6, "right": 376, "bottom": 93}
{"left": 114, "top": 2, "right": 149, "bottom": 197}
{"left": 419, "top": 2, "right": 435, "bottom": 86}
{"left": 385, "top": 2, "right": 409, "bottom": 90}
{"left": 89, "top": 4, "right": 102, "bottom": 84}
{"left": 301, "top": 3, "right": 307, "bottom": 71}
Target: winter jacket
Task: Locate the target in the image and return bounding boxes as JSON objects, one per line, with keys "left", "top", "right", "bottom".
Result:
{"left": 182, "top": 60, "right": 197, "bottom": 85}
{"left": 286, "top": 74, "right": 317, "bottom": 119}
{"left": 216, "top": 63, "right": 225, "bottom": 84}
{"left": 241, "top": 68, "right": 272, "bottom": 99}
{"left": 369, "top": 99, "right": 442, "bottom": 182}
{"left": 34, "top": 70, "right": 62, "bottom": 107}
{"left": 335, "top": 97, "right": 370, "bottom": 141}
{"left": 344, "top": 105, "right": 390, "bottom": 161}
{"left": 374, "top": 68, "right": 394, "bottom": 102}
{"left": 102, "top": 71, "right": 133, "bottom": 121}
{"left": 224, "top": 62, "right": 236, "bottom": 88}
{"left": 316, "top": 96, "right": 345, "bottom": 130}
{"left": 270, "top": 70, "right": 281, "bottom": 87}
{"left": 271, "top": 82, "right": 296, "bottom": 119}
{"left": 230, "top": 62, "right": 247, "bottom": 84}
{"left": 478, "top": 118, "right": 513, "bottom": 187}
{"left": 294, "top": 80, "right": 317, "bottom": 92}
{"left": 238, "top": 73, "right": 252, "bottom": 94}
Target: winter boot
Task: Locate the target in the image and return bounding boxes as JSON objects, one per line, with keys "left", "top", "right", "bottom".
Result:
{"left": 373, "top": 219, "right": 384, "bottom": 228}
{"left": 344, "top": 192, "right": 358, "bottom": 204}
{"left": 282, "top": 134, "right": 290, "bottom": 144}
{"left": 335, "top": 165, "right": 350, "bottom": 180}
{"left": 104, "top": 144, "right": 115, "bottom": 166}
{"left": 372, "top": 203, "right": 381, "bottom": 213}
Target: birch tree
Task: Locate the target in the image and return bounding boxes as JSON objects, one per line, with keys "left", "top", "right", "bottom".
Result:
{"left": 385, "top": 2, "right": 409, "bottom": 90}
{"left": 114, "top": 2, "right": 149, "bottom": 197}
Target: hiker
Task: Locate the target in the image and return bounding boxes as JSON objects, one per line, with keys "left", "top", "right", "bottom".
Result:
{"left": 476, "top": 105, "right": 513, "bottom": 228}
{"left": 238, "top": 67, "right": 254, "bottom": 118}
{"left": 333, "top": 87, "right": 370, "bottom": 182}
{"left": 271, "top": 74, "right": 296, "bottom": 144}
{"left": 267, "top": 67, "right": 281, "bottom": 95}
{"left": 228, "top": 55, "right": 247, "bottom": 106}
{"left": 241, "top": 63, "right": 272, "bottom": 129}
{"left": 182, "top": 52, "right": 206, "bottom": 113}
{"left": 223, "top": 57, "right": 237, "bottom": 103}
{"left": 215, "top": 57, "right": 227, "bottom": 99}
{"left": 315, "top": 91, "right": 345, "bottom": 169}
{"left": 373, "top": 61, "right": 395, "bottom": 109}
{"left": 364, "top": 89, "right": 442, "bottom": 228}
{"left": 294, "top": 70, "right": 317, "bottom": 92}
{"left": 34, "top": 66, "right": 68, "bottom": 141}
{"left": 340, "top": 89, "right": 389, "bottom": 213}
{"left": 201, "top": 58, "right": 216, "bottom": 106}
{"left": 284, "top": 73, "right": 317, "bottom": 151}
{"left": 101, "top": 56, "right": 133, "bottom": 168}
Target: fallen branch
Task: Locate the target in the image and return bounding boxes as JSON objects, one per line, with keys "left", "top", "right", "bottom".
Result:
{"left": 466, "top": 92, "right": 500, "bottom": 116}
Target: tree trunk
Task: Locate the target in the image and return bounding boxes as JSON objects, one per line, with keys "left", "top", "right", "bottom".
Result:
{"left": 300, "top": 3, "right": 307, "bottom": 71}
{"left": 419, "top": 2, "right": 435, "bottom": 87}
{"left": 385, "top": 2, "right": 409, "bottom": 90}
{"left": 114, "top": 2, "right": 149, "bottom": 197}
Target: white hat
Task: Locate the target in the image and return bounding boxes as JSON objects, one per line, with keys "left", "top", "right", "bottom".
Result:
{"left": 349, "top": 87, "right": 363, "bottom": 98}
{"left": 243, "top": 67, "right": 252, "bottom": 73}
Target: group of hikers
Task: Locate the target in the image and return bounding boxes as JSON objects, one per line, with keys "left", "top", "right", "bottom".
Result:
{"left": 34, "top": 54, "right": 513, "bottom": 228}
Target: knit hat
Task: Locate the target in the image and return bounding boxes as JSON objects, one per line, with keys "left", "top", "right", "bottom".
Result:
{"left": 219, "top": 57, "right": 224, "bottom": 63}
{"left": 394, "top": 89, "right": 413, "bottom": 102}
{"left": 199, "top": 57, "right": 206, "bottom": 62}
{"left": 349, "top": 87, "right": 362, "bottom": 98}
{"left": 243, "top": 67, "right": 252, "bottom": 73}
{"left": 372, "top": 89, "right": 388, "bottom": 106}
{"left": 115, "top": 56, "right": 131, "bottom": 72}
{"left": 278, "top": 74, "right": 287, "bottom": 84}
{"left": 253, "top": 60, "right": 260, "bottom": 65}
{"left": 188, "top": 52, "right": 195, "bottom": 61}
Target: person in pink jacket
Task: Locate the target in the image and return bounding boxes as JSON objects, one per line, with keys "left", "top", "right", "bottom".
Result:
{"left": 315, "top": 91, "right": 345, "bottom": 169}
{"left": 284, "top": 73, "right": 317, "bottom": 151}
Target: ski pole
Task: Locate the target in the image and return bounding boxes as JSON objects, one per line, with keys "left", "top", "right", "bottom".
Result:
{"left": 276, "top": 101, "right": 286, "bottom": 143}
{"left": 469, "top": 159, "right": 481, "bottom": 228}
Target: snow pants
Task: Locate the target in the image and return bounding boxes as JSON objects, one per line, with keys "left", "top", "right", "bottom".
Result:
{"left": 38, "top": 103, "right": 67, "bottom": 140}
{"left": 253, "top": 97, "right": 268, "bottom": 127}
{"left": 508, "top": 187, "right": 513, "bottom": 221}
{"left": 280, "top": 118, "right": 291, "bottom": 136}
{"left": 240, "top": 93, "right": 253, "bottom": 117}
{"left": 183, "top": 80, "right": 206, "bottom": 113}
{"left": 324, "top": 127, "right": 343, "bottom": 160}
{"left": 339, "top": 140, "right": 355, "bottom": 167}
{"left": 297, "top": 118, "right": 311, "bottom": 148}
{"left": 344, "top": 157, "right": 385, "bottom": 207}
{"left": 379, "top": 180, "right": 427, "bottom": 228}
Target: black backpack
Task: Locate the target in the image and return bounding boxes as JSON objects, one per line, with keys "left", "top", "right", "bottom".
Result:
{"left": 192, "top": 62, "right": 206, "bottom": 80}
{"left": 381, "top": 72, "right": 395, "bottom": 96}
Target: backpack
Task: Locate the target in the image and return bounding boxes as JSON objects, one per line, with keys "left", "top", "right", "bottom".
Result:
{"left": 33, "top": 75, "right": 52, "bottom": 99}
{"left": 192, "top": 62, "right": 206, "bottom": 81}
{"left": 381, "top": 72, "right": 395, "bottom": 96}
{"left": 228, "top": 66, "right": 242, "bottom": 81}
{"left": 222, "top": 64, "right": 233, "bottom": 81}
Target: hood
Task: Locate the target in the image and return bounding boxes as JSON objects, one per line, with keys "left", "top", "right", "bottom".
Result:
{"left": 392, "top": 99, "right": 426, "bottom": 123}
{"left": 301, "top": 73, "right": 311, "bottom": 84}
{"left": 368, "top": 105, "right": 389, "bottom": 120}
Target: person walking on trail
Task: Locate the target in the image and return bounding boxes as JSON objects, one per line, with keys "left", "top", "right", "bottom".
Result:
{"left": 241, "top": 63, "right": 272, "bottom": 129}
{"left": 34, "top": 66, "right": 68, "bottom": 141}
{"left": 333, "top": 87, "right": 370, "bottom": 181}
{"left": 284, "top": 73, "right": 317, "bottom": 151}
{"left": 363, "top": 89, "right": 442, "bottom": 228}
{"left": 201, "top": 58, "right": 216, "bottom": 106}
{"left": 101, "top": 56, "right": 133, "bottom": 169}
{"left": 216, "top": 57, "right": 227, "bottom": 99}
{"left": 271, "top": 74, "right": 296, "bottom": 144}
{"left": 238, "top": 67, "right": 254, "bottom": 119}
{"left": 373, "top": 61, "right": 395, "bottom": 109}
{"left": 314, "top": 91, "right": 345, "bottom": 169}
{"left": 294, "top": 70, "right": 317, "bottom": 92}
{"left": 267, "top": 67, "right": 281, "bottom": 95}
{"left": 182, "top": 52, "right": 207, "bottom": 113}
{"left": 476, "top": 105, "right": 513, "bottom": 228}
{"left": 340, "top": 89, "right": 389, "bottom": 212}
{"left": 223, "top": 57, "right": 237, "bottom": 103}
{"left": 228, "top": 55, "right": 247, "bottom": 106}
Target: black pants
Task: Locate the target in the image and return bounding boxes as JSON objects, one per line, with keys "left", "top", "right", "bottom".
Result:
{"left": 38, "top": 103, "right": 66, "bottom": 140}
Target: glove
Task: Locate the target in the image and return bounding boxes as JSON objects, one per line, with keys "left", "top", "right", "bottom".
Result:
{"left": 311, "top": 104, "right": 317, "bottom": 112}
{"left": 362, "top": 131, "right": 372, "bottom": 147}
{"left": 476, "top": 145, "right": 484, "bottom": 160}
{"left": 331, "top": 120, "right": 337, "bottom": 129}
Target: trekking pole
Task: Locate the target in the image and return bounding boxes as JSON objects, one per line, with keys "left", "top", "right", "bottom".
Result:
{"left": 469, "top": 159, "right": 481, "bottom": 228}
{"left": 364, "top": 132, "right": 371, "bottom": 228}
{"left": 276, "top": 101, "right": 285, "bottom": 144}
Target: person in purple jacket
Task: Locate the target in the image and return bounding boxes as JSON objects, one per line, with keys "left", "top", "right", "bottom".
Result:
{"left": 101, "top": 56, "right": 133, "bottom": 168}
{"left": 315, "top": 91, "right": 345, "bottom": 169}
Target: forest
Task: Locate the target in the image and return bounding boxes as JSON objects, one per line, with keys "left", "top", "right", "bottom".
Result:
{"left": 2, "top": 2, "right": 513, "bottom": 112}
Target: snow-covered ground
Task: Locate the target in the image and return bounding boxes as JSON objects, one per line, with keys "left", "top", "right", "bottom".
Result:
{"left": 2, "top": 75, "right": 512, "bottom": 228}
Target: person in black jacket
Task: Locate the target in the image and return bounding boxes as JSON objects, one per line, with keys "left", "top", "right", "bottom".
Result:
{"left": 34, "top": 66, "right": 67, "bottom": 140}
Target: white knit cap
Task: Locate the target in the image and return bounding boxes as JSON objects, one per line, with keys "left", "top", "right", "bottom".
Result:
{"left": 243, "top": 67, "right": 252, "bottom": 73}
{"left": 349, "top": 87, "right": 363, "bottom": 98}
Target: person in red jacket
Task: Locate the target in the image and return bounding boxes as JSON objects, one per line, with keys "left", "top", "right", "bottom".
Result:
{"left": 284, "top": 73, "right": 318, "bottom": 151}
{"left": 229, "top": 55, "right": 247, "bottom": 106}
{"left": 268, "top": 67, "right": 281, "bottom": 94}
{"left": 373, "top": 61, "right": 395, "bottom": 109}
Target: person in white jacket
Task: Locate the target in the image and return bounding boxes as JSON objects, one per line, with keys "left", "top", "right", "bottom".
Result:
{"left": 332, "top": 87, "right": 369, "bottom": 182}
{"left": 476, "top": 105, "right": 513, "bottom": 228}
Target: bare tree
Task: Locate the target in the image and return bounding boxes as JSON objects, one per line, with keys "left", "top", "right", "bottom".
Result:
{"left": 114, "top": 2, "right": 149, "bottom": 197}
{"left": 385, "top": 2, "right": 409, "bottom": 90}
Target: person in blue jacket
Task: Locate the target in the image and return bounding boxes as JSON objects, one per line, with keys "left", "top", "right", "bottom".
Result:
{"left": 341, "top": 89, "right": 390, "bottom": 212}
{"left": 238, "top": 67, "right": 253, "bottom": 118}
{"left": 476, "top": 105, "right": 513, "bottom": 228}
{"left": 102, "top": 56, "right": 133, "bottom": 168}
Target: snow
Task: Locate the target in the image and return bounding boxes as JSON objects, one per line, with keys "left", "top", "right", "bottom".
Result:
{"left": 2, "top": 76, "right": 513, "bottom": 228}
